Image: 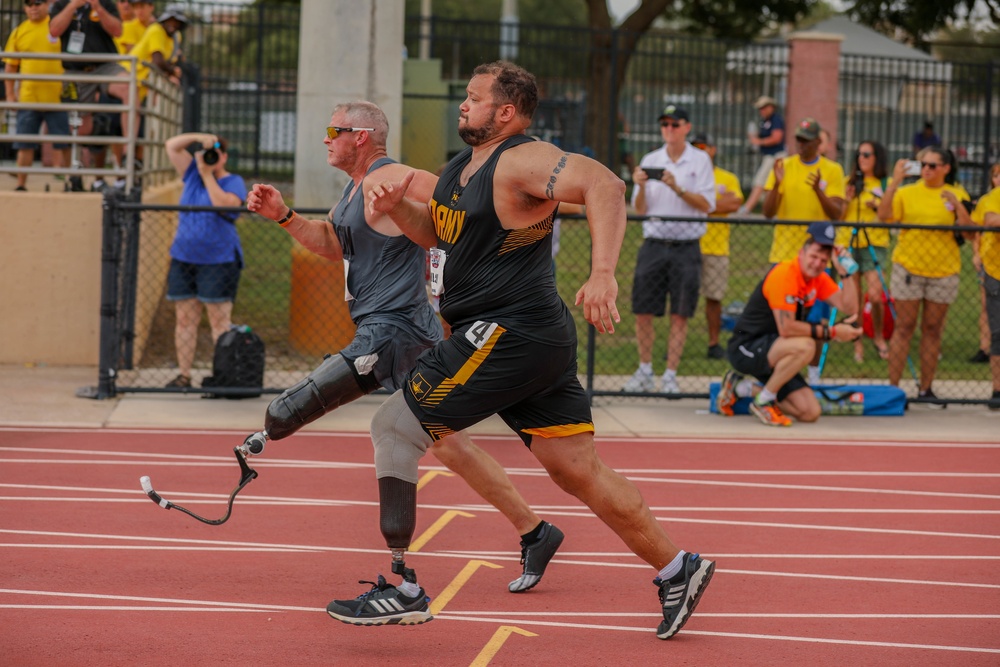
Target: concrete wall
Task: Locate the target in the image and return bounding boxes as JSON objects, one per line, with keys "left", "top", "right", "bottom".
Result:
{"left": 0, "top": 183, "right": 182, "bottom": 366}
{"left": 293, "top": 0, "right": 405, "bottom": 209}
{"left": 0, "top": 192, "right": 104, "bottom": 365}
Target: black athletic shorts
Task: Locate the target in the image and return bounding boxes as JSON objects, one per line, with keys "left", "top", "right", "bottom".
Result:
{"left": 728, "top": 333, "right": 808, "bottom": 402}
{"left": 403, "top": 319, "right": 594, "bottom": 445}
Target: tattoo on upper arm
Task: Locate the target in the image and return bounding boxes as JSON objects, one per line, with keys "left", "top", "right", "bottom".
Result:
{"left": 545, "top": 153, "right": 569, "bottom": 200}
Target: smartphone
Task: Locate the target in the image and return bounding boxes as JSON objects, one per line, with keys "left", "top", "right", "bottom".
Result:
{"left": 642, "top": 168, "right": 665, "bottom": 180}
{"left": 903, "top": 160, "right": 921, "bottom": 177}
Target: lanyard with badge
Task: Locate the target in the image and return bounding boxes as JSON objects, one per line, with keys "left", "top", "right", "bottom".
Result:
{"left": 66, "top": 5, "right": 89, "bottom": 54}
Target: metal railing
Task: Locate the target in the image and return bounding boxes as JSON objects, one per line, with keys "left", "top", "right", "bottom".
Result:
{"left": 0, "top": 51, "right": 183, "bottom": 191}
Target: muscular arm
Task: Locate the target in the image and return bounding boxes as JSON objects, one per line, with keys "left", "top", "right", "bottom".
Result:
{"left": 49, "top": 1, "right": 80, "bottom": 37}
{"left": 246, "top": 183, "right": 343, "bottom": 262}
{"left": 91, "top": 0, "right": 122, "bottom": 37}
{"left": 4, "top": 62, "right": 17, "bottom": 102}
{"left": 367, "top": 168, "right": 439, "bottom": 249}
{"left": 497, "top": 141, "right": 626, "bottom": 332}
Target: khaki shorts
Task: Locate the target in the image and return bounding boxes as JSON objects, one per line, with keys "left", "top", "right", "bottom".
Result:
{"left": 752, "top": 152, "right": 787, "bottom": 188}
{"left": 700, "top": 253, "right": 729, "bottom": 301}
{"left": 890, "top": 263, "right": 959, "bottom": 304}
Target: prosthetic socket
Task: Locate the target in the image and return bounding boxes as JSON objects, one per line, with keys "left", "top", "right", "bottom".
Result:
{"left": 240, "top": 354, "right": 367, "bottom": 456}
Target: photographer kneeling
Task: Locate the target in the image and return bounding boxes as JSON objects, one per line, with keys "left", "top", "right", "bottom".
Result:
{"left": 162, "top": 132, "right": 248, "bottom": 388}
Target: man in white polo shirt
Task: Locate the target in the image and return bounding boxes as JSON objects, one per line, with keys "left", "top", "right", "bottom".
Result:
{"left": 624, "top": 104, "right": 716, "bottom": 393}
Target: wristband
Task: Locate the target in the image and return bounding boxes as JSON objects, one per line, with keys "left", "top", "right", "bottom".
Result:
{"left": 276, "top": 208, "right": 295, "bottom": 226}
{"left": 810, "top": 323, "right": 819, "bottom": 340}
{"left": 830, "top": 325, "right": 837, "bottom": 340}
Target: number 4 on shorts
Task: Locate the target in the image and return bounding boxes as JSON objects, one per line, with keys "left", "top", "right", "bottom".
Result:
{"left": 465, "top": 321, "right": 499, "bottom": 348}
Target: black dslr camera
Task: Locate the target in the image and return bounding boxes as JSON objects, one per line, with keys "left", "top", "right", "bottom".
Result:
{"left": 203, "top": 142, "right": 221, "bottom": 165}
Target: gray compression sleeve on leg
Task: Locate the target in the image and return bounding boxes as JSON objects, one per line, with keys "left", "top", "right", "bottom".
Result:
{"left": 370, "top": 389, "right": 433, "bottom": 485}
{"left": 264, "top": 354, "right": 368, "bottom": 440}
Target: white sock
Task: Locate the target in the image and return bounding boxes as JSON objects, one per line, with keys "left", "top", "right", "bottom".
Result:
{"left": 757, "top": 387, "right": 777, "bottom": 404}
{"left": 658, "top": 550, "right": 687, "bottom": 581}
{"left": 397, "top": 580, "right": 421, "bottom": 597}
{"left": 638, "top": 362, "right": 653, "bottom": 375}
{"left": 734, "top": 378, "right": 757, "bottom": 398}
{"left": 662, "top": 368, "right": 677, "bottom": 380}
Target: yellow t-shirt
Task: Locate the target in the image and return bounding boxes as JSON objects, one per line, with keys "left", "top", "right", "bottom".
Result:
{"left": 889, "top": 180, "right": 970, "bottom": 278}
{"left": 700, "top": 166, "right": 744, "bottom": 257}
{"left": 972, "top": 187, "right": 1000, "bottom": 280}
{"left": 836, "top": 175, "right": 892, "bottom": 248}
{"left": 116, "top": 18, "right": 149, "bottom": 54}
{"left": 764, "top": 155, "right": 846, "bottom": 262}
{"left": 121, "top": 22, "right": 179, "bottom": 97}
{"left": 2, "top": 17, "right": 63, "bottom": 104}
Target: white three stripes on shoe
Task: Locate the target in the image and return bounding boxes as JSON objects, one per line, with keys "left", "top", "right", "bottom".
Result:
{"left": 368, "top": 598, "right": 407, "bottom": 614}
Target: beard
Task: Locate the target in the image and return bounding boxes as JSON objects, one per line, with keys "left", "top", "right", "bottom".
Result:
{"left": 458, "top": 113, "right": 498, "bottom": 147}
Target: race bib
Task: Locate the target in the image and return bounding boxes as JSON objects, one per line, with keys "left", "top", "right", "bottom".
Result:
{"left": 342, "top": 259, "right": 354, "bottom": 301}
{"left": 429, "top": 247, "right": 446, "bottom": 297}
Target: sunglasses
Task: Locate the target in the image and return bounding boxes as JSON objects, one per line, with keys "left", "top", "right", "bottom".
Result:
{"left": 921, "top": 162, "right": 943, "bottom": 170}
{"left": 858, "top": 151, "right": 873, "bottom": 158}
{"left": 325, "top": 126, "right": 374, "bottom": 140}
{"left": 660, "top": 121, "right": 684, "bottom": 128}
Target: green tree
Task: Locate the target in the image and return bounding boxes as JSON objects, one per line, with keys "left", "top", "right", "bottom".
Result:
{"left": 846, "top": 0, "right": 1000, "bottom": 48}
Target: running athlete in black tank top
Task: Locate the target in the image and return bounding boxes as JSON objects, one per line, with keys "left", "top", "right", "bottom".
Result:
{"left": 430, "top": 135, "right": 572, "bottom": 344}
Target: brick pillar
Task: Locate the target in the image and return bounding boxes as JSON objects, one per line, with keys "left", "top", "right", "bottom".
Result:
{"left": 785, "top": 32, "right": 843, "bottom": 158}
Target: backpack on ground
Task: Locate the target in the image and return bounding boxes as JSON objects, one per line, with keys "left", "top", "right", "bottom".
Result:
{"left": 201, "top": 325, "right": 265, "bottom": 399}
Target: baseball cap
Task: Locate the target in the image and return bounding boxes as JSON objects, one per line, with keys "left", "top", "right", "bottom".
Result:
{"left": 657, "top": 105, "right": 689, "bottom": 122}
{"left": 806, "top": 221, "right": 836, "bottom": 247}
{"left": 690, "top": 132, "right": 714, "bottom": 147}
{"left": 754, "top": 96, "right": 777, "bottom": 109}
{"left": 159, "top": 4, "right": 189, "bottom": 24}
{"left": 795, "top": 117, "right": 822, "bottom": 141}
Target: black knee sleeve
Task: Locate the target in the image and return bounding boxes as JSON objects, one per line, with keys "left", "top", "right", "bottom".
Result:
{"left": 379, "top": 477, "right": 417, "bottom": 550}
{"left": 264, "top": 353, "right": 368, "bottom": 440}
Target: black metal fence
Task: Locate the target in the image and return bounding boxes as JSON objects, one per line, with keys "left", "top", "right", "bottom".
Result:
{"left": 97, "top": 195, "right": 997, "bottom": 406}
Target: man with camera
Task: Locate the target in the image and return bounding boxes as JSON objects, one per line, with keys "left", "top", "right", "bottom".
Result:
{"left": 623, "top": 105, "right": 715, "bottom": 393}
{"left": 49, "top": 0, "right": 126, "bottom": 191}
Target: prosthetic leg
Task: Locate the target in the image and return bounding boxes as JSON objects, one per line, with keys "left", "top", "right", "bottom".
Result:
{"left": 380, "top": 476, "right": 420, "bottom": 585}
{"left": 238, "top": 353, "right": 370, "bottom": 457}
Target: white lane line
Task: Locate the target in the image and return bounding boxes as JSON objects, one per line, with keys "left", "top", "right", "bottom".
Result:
{"left": 2, "top": 589, "right": 997, "bottom": 654}
{"left": 7, "top": 485, "right": 1000, "bottom": 516}
{"left": 443, "top": 551, "right": 1000, "bottom": 560}
{"left": 0, "top": 589, "right": 319, "bottom": 613}
{"left": 435, "top": 615, "right": 1000, "bottom": 653}
{"left": 0, "top": 605, "right": 267, "bottom": 612}
{"left": 1, "top": 545, "right": 320, "bottom": 552}
{"left": 653, "top": 515, "right": 1000, "bottom": 541}
{"left": 445, "top": 611, "right": 1000, "bottom": 619}
{"left": 3, "top": 425, "right": 1000, "bottom": 448}
{"left": 0, "top": 531, "right": 996, "bottom": 589}
{"left": 629, "top": 476, "right": 1000, "bottom": 500}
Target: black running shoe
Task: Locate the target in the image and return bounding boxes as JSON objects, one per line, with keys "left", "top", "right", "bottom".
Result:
{"left": 326, "top": 575, "right": 432, "bottom": 626}
{"left": 508, "top": 521, "right": 564, "bottom": 593}
{"left": 654, "top": 553, "right": 715, "bottom": 640}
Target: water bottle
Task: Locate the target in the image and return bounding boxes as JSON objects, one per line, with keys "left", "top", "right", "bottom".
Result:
{"left": 837, "top": 249, "right": 859, "bottom": 277}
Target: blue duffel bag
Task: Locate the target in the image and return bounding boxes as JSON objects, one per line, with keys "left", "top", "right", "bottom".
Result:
{"left": 708, "top": 382, "right": 907, "bottom": 416}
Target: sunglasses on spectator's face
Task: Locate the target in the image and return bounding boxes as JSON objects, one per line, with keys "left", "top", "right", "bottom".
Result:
{"left": 858, "top": 151, "right": 873, "bottom": 158}
{"left": 325, "top": 126, "right": 374, "bottom": 140}
{"left": 660, "top": 121, "right": 683, "bottom": 128}
{"left": 921, "top": 162, "right": 943, "bottom": 170}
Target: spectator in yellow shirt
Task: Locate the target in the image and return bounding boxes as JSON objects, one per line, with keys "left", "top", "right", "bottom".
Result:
{"left": 691, "top": 132, "right": 744, "bottom": 359}
{"left": 115, "top": 0, "right": 155, "bottom": 54}
{"left": 3, "top": 0, "right": 71, "bottom": 191}
{"left": 763, "top": 118, "right": 846, "bottom": 263}
{"left": 971, "top": 163, "right": 1000, "bottom": 409}
{"left": 839, "top": 140, "right": 892, "bottom": 363}
{"left": 877, "top": 146, "right": 972, "bottom": 403}
{"left": 115, "top": 4, "right": 187, "bottom": 176}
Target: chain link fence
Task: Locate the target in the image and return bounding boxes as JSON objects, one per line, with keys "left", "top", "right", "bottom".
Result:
{"left": 98, "top": 197, "right": 996, "bottom": 406}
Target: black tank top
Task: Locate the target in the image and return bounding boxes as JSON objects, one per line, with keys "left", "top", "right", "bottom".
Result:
{"left": 430, "top": 135, "right": 574, "bottom": 344}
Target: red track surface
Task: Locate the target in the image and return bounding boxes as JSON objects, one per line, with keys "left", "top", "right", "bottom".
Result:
{"left": 1, "top": 426, "right": 998, "bottom": 666}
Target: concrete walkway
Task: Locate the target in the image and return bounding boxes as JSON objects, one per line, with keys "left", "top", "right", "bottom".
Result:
{"left": 1, "top": 364, "right": 997, "bottom": 443}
